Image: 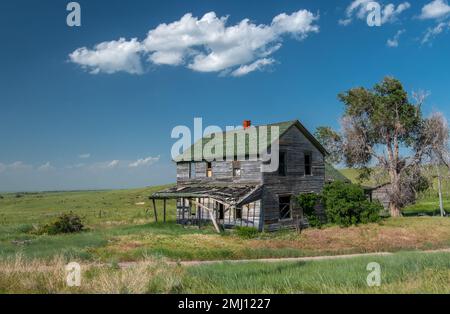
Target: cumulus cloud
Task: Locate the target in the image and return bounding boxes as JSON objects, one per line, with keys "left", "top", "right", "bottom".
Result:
{"left": 69, "top": 38, "right": 144, "bottom": 74}
{"left": 70, "top": 10, "right": 319, "bottom": 76}
{"left": 339, "top": 0, "right": 410, "bottom": 25}
{"left": 387, "top": 29, "right": 405, "bottom": 47}
{"left": 231, "top": 58, "right": 275, "bottom": 77}
{"left": 8, "top": 161, "right": 32, "bottom": 171}
{"left": 129, "top": 156, "right": 160, "bottom": 168}
{"left": 421, "top": 21, "right": 450, "bottom": 43}
{"left": 37, "top": 162, "right": 55, "bottom": 172}
{"left": 382, "top": 2, "right": 411, "bottom": 23}
{"left": 419, "top": 0, "right": 450, "bottom": 19}
{"left": 106, "top": 160, "right": 120, "bottom": 168}
{"left": 78, "top": 153, "right": 91, "bottom": 159}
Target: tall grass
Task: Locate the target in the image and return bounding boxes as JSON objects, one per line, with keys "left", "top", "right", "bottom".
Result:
{"left": 181, "top": 252, "right": 450, "bottom": 294}
{"left": 1, "top": 252, "right": 449, "bottom": 294}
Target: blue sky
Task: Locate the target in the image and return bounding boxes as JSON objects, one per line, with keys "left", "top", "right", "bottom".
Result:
{"left": 1, "top": 0, "right": 450, "bottom": 191}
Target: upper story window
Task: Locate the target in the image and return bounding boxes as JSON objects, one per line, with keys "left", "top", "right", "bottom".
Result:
{"left": 304, "top": 152, "right": 312, "bottom": 176}
{"left": 206, "top": 162, "right": 212, "bottom": 177}
{"left": 278, "top": 151, "right": 287, "bottom": 176}
{"left": 232, "top": 161, "right": 241, "bottom": 177}
{"left": 189, "top": 162, "right": 196, "bottom": 178}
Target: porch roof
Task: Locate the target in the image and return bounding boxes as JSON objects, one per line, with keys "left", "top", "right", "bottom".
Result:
{"left": 150, "top": 184, "right": 262, "bottom": 207}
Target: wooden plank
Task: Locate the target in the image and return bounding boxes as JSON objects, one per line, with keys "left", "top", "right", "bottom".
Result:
{"left": 152, "top": 198, "right": 158, "bottom": 223}
{"left": 191, "top": 199, "right": 221, "bottom": 233}
{"left": 163, "top": 199, "right": 166, "bottom": 223}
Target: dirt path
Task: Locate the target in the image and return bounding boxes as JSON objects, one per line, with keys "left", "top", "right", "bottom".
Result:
{"left": 116, "top": 248, "right": 450, "bottom": 268}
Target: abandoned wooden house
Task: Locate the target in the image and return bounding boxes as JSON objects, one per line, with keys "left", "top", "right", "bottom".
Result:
{"left": 150, "top": 120, "right": 330, "bottom": 232}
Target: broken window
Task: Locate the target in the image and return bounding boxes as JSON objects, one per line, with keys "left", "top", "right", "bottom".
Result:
{"left": 235, "top": 207, "right": 242, "bottom": 219}
{"left": 279, "top": 195, "right": 292, "bottom": 220}
{"left": 218, "top": 203, "right": 224, "bottom": 220}
{"left": 304, "top": 152, "right": 312, "bottom": 176}
{"left": 206, "top": 162, "right": 212, "bottom": 177}
{"left": 232, "top": 160, "right": 241, "bottom": 177}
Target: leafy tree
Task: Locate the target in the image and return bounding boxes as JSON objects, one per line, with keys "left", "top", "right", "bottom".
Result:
{"left": 319, "top": 77, "right": 440, "bottom": 217}
{"left": 421, "top": 112, "right": 450, "bottom": 216}
{"left": 315, "top": 126, "right": 342, "bottom": 164}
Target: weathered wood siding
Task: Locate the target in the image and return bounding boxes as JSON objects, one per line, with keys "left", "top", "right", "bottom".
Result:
{"left": 176, "top": 197, "right": 262, "bottom": 230}
{"left": 261, "top": 125, "right": 325, "bottom": 231}
{"left": 177, "top": 160, "right": 263, "bottom": 185}
{"left": 175, "top": 124, "right": 326, "bottom": 231}
{"left": 371, "top": 184, "right": 391, "bottom": 209}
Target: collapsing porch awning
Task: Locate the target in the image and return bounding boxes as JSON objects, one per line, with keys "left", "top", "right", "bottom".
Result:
{"left": 150, "top": 184, "right": 262, "bottom": 207}
{"left": 150, "top": 185, "right": 262, "bottom": 233}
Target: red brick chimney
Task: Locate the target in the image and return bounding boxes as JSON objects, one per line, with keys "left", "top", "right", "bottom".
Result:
{"left": 243, "top": 120, "right": 251, "bottom": 129}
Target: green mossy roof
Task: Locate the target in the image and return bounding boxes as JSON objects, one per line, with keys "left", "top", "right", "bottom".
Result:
{"left": 174, "top": 120, "right": 327, "bottom": 162}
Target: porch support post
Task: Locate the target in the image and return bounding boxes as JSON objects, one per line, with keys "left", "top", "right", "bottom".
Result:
{"left": 163, "top": 199, "right": 166, "bottom": 223}
{"left": 152, "top": 198, "right": 158, "bottom": 223}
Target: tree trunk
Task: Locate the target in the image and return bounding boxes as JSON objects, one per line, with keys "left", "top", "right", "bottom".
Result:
{"left": 389, "top": 202, "right": 402, "bottom": 217}
{"left": 436, "top": 164, "right": 445, "bottom": 217}
{"left": 388, "top": 168, "right": 402, "bottom": 217}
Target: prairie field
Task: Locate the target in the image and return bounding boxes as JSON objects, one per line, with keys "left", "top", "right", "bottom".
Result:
{"left": 1, "top": 178, "right": 450, "bottom": 294}
{"left": 1, "top": 251, "right": 449, "bottom": 294}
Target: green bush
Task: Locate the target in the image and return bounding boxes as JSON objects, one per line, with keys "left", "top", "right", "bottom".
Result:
{"left": 235, "top": 226, "right": 259, "bottom": 239}
{"left": 321, "top": 181, "right": 382, "bottom": 227}
{"left": 296, "top": 193, "right": 322, "bottom": 227}
{"left": 38, "top": 212, "right": 84, "bottom": 235}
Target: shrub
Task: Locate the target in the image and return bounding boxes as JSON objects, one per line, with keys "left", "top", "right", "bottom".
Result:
{"left": 296, "top": 193, "right": 322, "bottom": 227}
{"left": 321, "top": 181, "right": 382, "bottom": 227}
{"left": 235, "top": 226, "right": 259, "bottom": 239}
{"left": 38, "top": 212, "right": 84, "bottom": 235}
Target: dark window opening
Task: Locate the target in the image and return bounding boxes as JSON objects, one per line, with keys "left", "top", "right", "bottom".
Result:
{"left": 304, "top": 152, "right": 312, "bottom": 176}
{"left": 278, "top": 151, "right": 287, "bottom": 176}
{"left": 232, "top": 161, "right": 241, "bottom": 177}
{"left": 218, "top": 203, "right": 224, "bottom": 220}
{"left": 206, "top": 162, "right": 212, "bottom": 177}
{"left": 235, "top": 207, "right": 242, "bottom": 219}
{"left": 279, "top": 195, "right": 292, "bottom": 220}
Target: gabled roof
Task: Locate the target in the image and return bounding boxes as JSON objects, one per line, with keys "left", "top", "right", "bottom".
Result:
{"left": 174, "top": 120, "right": 328, "bottom": 162}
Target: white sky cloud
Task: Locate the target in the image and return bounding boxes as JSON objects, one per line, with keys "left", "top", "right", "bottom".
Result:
{"left": 420, "top": 0, "right": 450, "bottom": 19}
{"left": 70, "top": 10, "right": 319, "bottom": 76}
{"left": 421, "top": 21, "right": 450, "bottom": 43}
{"left": 37, "top": 162, "right": 55, "bottom": 172}
{"left": 8, "top": 161, "right": 32, "bottom": 171}
{"left": 231, "top": 58, "right": 275, "bottom": 77}
{"left": 106, "top": 160, "right": 119, "bottom": 168}
{"left": 69, "top": 38, "right": 144, "bottom": 74}
{"left": 339, "top": 1, "right": 411, "bottom": 25}
{"left": 129, "top": 156, "right": 160, "bottom": 168}
{"left": 387, "top": 29, "right": 406, "bottom": 47}
{"left": 78, "top": 153, "right": 91, "bottom": 159}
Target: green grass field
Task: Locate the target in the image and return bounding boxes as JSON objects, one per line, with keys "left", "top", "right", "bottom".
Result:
{"left": 1, "top": 181, "right": 450, "bottom": 293}
{"left": 1, "top": 186, "right": 450, "bottom": 263}
{"left": 1, "top": 251, "right": 449, "bottom": 293}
